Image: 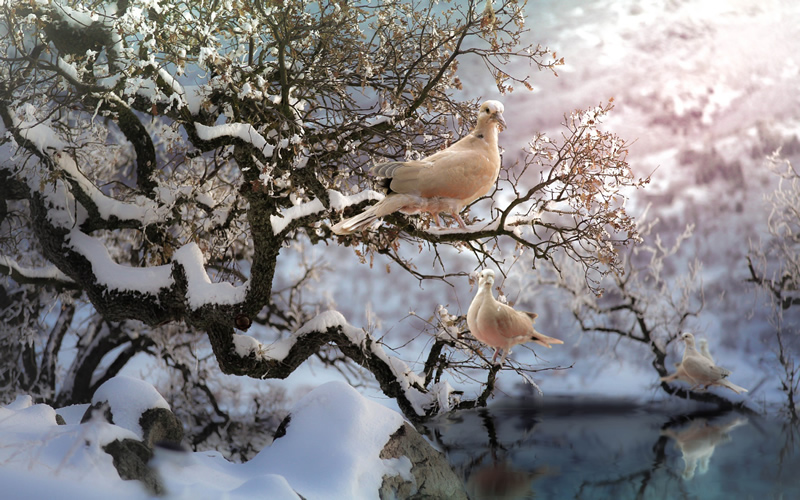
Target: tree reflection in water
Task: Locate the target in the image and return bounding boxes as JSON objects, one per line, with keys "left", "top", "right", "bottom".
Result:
{"left": 423, "top": 397, "right": 800, "bottom": 499}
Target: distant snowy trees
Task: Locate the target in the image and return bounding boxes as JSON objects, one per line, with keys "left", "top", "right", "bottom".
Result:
{"left": 0, "top": 0, "right": 646, "bottom": 440}
{"left": 748, "top": 154, "right": 800, "bottom": 420}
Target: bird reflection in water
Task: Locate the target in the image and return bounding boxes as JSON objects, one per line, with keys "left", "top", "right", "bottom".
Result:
{"left": 660, "top": 416, "right": 748, "bottom": 480}
{"left": 460, "top": 408, "right": 554, "bottom": 500}
{"left": 466, "top": 457, "right": 550, "bottom": 500}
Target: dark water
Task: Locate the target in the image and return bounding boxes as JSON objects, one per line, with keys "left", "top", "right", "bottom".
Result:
{"left": 424, "top": 397, "right": 800, "bottom": 500}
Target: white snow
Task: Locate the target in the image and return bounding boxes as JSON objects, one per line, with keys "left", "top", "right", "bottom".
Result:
{"left": 195, "top": 122, "right": 275, "bottom": 157}
{"left": 57, "top": 57, "right": 81, "bottom": 82}
{"left": 158, "top": 67, "right": 185, "bottom": 99}
{"left": 14, "top": 117, "right": 165, "bottom": 226}
{"left": 294, "top": 309, "right": 349, "bottom": 336}
{"left": 271, "top": 189, "right": 384, "bottom": 235}
{"left": 244, "top": 381, "right": 409, "bottom": 499}
{"left": 232, "top": 333, "right": 264, "bottom": 358}
{"left": 66, "top": 229, "right": 173, "bottom": 294}
{"left": 0, "top": 394, "right": 142, "bottom": 496}
{"left": 16, "top": 118, "right": 67, "bottom": 152}
{"left": 0, "top": 255, "right": 73, "bottom": 282}
{"left": 172, "top": 243, "right": 249, "bottom": 309}
{"left": 92, "top": 375, "right": 170, "bottom": 440}
{"left": 0, "top": 379, "right": 415, "bottom": 500}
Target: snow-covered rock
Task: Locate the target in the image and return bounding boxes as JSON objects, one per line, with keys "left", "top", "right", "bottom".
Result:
{"left": 247, "top": 381, "right": 466, "bottom": 499}
{"left": 87, "top": 375, "right": 183, "bottom": 448}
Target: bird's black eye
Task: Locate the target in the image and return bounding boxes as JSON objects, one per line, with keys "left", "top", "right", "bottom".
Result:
{"left": 485, "top": 108, "right": 490, "bottom": 113}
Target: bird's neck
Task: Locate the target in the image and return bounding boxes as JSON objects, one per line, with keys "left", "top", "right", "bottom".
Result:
{"left": 476, "top": 283, "right": 495, "bottom": 300}
{"left": 472, "top": 122, "right": 499, "bottom": 148}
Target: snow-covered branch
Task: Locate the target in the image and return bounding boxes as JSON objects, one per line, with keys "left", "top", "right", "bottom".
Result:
{"left": 222, "top": 310, "right": 459, "bottom": 421}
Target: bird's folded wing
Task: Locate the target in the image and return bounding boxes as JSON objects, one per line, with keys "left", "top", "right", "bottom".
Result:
{"left": 477, "top": 303, "right": 530, "bottom": 340}
{"left": 682, "top": 356, "right": 722, "bottom": 381}
{"left": 393, "top": 154, "right": 496, "bottom": 199}
{"left": 372, "top": 160, "right": 432, "bottom": 178}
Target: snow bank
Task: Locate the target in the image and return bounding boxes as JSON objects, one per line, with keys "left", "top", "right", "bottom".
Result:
{"left": 1, "top": 378, "right": 423, "bottom": 499}
{"left": 0, "top": 395, "right": 141, "bottom": 496}
{"left": 246, "top": 381, "right": 411, "bottom": 499}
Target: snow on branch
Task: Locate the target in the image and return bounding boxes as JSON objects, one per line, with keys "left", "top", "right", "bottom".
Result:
{"left": 271, "top": 189, "right": 384, "bottom": 235}
{"left": 11, "top": 112, "right": 165, "bottom": 227}
{"left": 0, "top": 255, "right": 74, "bottom": 285}
{"left": 228, "top": 310, "right": 453, "bottom": 420}
{"left": 66, "top": 230, "right": 172, "bottom": 295}
{"left": 195, "top": 122, "right": 276, "bottom": 157}
{"left": 172, "top": 243, "right": 248, "bottom": 309}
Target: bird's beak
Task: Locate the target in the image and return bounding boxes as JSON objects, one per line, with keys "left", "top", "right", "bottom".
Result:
{"left": 493, "top": 111, "right": 507, "bottom": 131}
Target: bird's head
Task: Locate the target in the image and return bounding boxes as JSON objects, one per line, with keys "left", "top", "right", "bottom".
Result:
{"left": 680, "top": 332, "right": 696, "bottom": 347}
{"left": 479, "top": 100, "right": 506, "bottom": 131}
{"left": 477, "top": 269, "right": 495, "bottom": 287}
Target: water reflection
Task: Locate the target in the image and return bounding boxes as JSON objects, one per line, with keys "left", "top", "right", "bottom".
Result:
{"left": 424, "top": 397, "right": 799, "bottom": 499}
{"left": 660, "top": 416, "right": 748, "bottom": 480}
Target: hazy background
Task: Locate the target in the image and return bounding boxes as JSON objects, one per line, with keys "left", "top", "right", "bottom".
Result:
{"left": 267, "top": 0, "right": 800, "bottom": 408}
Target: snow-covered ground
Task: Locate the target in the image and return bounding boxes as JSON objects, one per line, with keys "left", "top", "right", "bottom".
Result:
{"left": 0, "top": 380, "right": 412, "bottom": 500}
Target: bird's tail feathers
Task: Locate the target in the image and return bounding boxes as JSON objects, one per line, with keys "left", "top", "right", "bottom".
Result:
{"left": 531, "top": 329, "right": 564, "bottom": 348}
{"left": 331, "top": 204, "right": 380, "bottom": 235}
{"left": 718, "top": 379, "right": 748, "bottom": 394}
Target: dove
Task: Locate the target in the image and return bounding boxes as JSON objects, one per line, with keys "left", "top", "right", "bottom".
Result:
{"left": 467, "top": 269, "right": 563, "bottom": 365}
{"left": 660, "top": 332, "right": 748, "bottom": 394}
{"left": 668, "top": 337, "right": 714, "bottom": 379}
{"left": 698, "top": 338, "right": 714, "bottom": 363}
{"left": 331, "top": 100, "right": 506, "bottom": 234}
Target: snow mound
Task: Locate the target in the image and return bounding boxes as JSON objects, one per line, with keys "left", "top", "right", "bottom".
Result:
{"left": 246, "top": 381, "right": 411, "bottom": 499}
{"left": 92, "top": 375, "right": 170, "bottom": 440}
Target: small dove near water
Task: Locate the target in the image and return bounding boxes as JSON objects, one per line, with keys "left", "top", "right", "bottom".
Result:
{"left": 661, "top": 332, "right": 748, "bottom": 394}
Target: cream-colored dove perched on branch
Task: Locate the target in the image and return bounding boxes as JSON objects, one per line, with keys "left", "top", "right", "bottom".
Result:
{"left": 467, "top": 269, "right": 563, "bottom": 365}
{"left": 331, "top": 100, "right": 506, "bottom": 234}
{"left": 661, "top": 332, "right": 748, "bottom": 395}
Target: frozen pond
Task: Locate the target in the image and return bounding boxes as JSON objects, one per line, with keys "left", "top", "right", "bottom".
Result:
{"left": 425, "top": 397, "right": 800, "bottom": 499}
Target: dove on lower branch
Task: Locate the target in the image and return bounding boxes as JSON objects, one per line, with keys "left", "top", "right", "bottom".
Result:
{"left": 467, "top": 269, "right": 563, "bottom": 365}
{"left": 330, "top": 100, "right": 506, "bottom": 234}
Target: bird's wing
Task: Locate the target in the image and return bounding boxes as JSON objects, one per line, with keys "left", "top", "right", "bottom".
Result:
{"left": 475, "top": 301, "right": 531, "bottom": 347}
{"left": 681, "top": 355, "right": 725, "bottom": 383}
{"left": 383, "top": 151, "right": 497, "bottom": 203}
